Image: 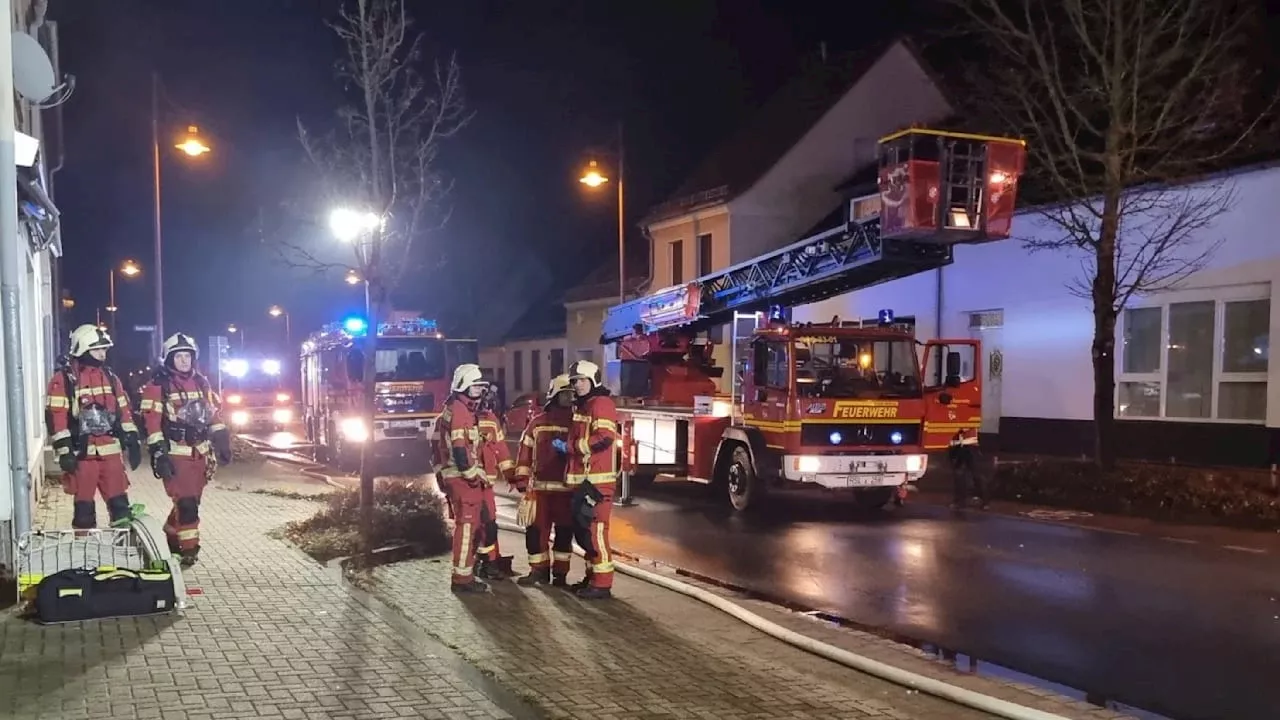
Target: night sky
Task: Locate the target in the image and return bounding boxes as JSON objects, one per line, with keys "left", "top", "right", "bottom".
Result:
{"left": 48, "top": 1, "right": 919, "bottom": 366}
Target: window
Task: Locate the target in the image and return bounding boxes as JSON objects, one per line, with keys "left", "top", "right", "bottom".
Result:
{"left": 753, "top": 341, "right": 788, "bottom": 388}
{"left": 1117, "top": 291, "right": 1270, "bottom": 422}
{"left": 550, "top": 348, "right": 565, "bottom": 377}
{"left": 670, "top": 240, "right": 684, "bottom": 285}
{"left": 697, "top": 233, "right": 713, "bottom": 276}
{"left": 577, "top": 349, "right": 594, "bottom": 364}
{"left": 796, "top": 338, "right": 922, "bottom": 399}
{"left": 530, "top": 350, "right": 542, "bottom": 394}
{"left": 512, "top": 350, "right": 524, "bottom": 392}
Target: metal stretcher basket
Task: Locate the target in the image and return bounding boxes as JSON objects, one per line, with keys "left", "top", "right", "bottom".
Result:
{"left": 16, "top": 514, "right": 189, "bottom": 610}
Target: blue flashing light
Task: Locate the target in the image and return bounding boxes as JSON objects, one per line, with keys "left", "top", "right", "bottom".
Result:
{"left": 343, "top": 316, "right": 368, "bottom": 335}
{"left": 878, "top": 308, "right": 895, "bottom": 326}
{"left": 889, "top": 431, "right": 904, "bottom": 445}
{"left": 829, "top": 431, "right": 843, "bottom": 445}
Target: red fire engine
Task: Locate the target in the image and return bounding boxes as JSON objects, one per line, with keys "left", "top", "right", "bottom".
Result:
{"left": 299, "top": 312, "right": 478, "bottom": 472}
{"left": 221, "top": 356, "right": 294, "bottom": 433}
{"left": 602, "top": 128, "right": 1026, "bottom": 511}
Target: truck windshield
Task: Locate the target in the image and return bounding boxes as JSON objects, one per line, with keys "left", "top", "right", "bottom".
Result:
{"left": 794, "top": 338, "right": 921, "bottom": 398}
{"left": 368, "top": 338, "right": 446, "bottom": 382}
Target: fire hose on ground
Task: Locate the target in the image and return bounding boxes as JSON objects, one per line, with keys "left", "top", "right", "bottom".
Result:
{"left": 254, "top": 444, "right": 1071, "bottom": 720}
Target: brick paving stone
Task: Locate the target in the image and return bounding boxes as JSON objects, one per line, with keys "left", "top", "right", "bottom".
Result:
{"left": 0, "top": 462, "right": 535, "bottom": 720}
{"left": 368, "top": 529, "right": 1001, "bottom": 720}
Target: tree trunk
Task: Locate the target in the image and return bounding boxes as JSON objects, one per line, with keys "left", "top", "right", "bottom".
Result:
{"left": 1092, "top": 190, "right": 1122, "bottom": 471}
{"left": 359, "top": 280, "right": 380, "bottom": 552}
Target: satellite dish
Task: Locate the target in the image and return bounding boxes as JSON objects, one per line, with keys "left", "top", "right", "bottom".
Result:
{"left": 11, "top": 32, "right": 56, "bottom": 103}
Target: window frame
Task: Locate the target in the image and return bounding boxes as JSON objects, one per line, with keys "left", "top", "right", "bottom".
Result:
{"left": 1115, "top": 283, "right": 1270, "bottom": 424}
{"left": 670, "top": 239, "right": 684, "bottom": 285}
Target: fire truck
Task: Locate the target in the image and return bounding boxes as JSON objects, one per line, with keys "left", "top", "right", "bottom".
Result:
{"left": 299, "top": 312, "right": 479, "bottom": 472}
{"left": 221, "top": 355, "right": 294, "bottom": 432}
{"left": 602, "top": 128, "right": 1026, "bottom": 511}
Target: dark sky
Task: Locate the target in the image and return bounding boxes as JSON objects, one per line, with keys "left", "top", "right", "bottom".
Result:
{"left": 48, "top": 0, "right": 914, "bottom": 366}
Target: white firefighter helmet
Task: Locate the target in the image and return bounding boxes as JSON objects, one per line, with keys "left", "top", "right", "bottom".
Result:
{"left": 69, "top": 324, "right": 113, "bottom": 357}
{"left": 545, "top": 373, "right": 572, "bottom": 402}
{"left": 567, "top": 359, "right": 600, "bottom": 389}
{"left": 450, "top": 363, "right": 487, "bottom": 394}
{"left": 161, "top": 332, "right": 199, "bottom": 362}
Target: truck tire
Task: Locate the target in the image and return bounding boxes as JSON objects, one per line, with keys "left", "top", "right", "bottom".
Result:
{"left": 720, "top": 444, "right": 763, "bottom": 512}
{"left": 852, "top": 487, "right": 895, "bottom": 511}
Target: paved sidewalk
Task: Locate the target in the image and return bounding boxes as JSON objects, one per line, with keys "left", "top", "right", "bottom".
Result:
{"left": 368, "top": 529, "right": 1129, "bottom": 720}
{"left": 0, "top": 461, "right": 536, "bottom": 720}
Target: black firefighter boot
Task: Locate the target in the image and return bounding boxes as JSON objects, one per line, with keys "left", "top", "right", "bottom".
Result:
{"left": 475, "top": 555, "right": 516, "bottom": 581}
{"left": 576, "top": 584, "right": 612, "bottom": 600}
{"left": 568, "top": 571, "right": 593, "bottom": 592}
{"left": 516, "top": 567, "right": 551, "bottom": 587}
{"left": 179, "top": 546, "right": 200, "bottom": 568}
{"left": 451, "top": 578, "right": 491, "bottom": 594}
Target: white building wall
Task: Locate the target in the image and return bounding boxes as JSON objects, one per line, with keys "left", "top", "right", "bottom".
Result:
{"left": 797, "top": 166, "right": 1280, "bottom": 430}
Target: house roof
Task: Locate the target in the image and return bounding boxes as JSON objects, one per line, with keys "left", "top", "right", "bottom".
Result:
{"left": 643, "top": 39, "right": 903, "bottom": 225}
{"left": 561, "top": 243, "right": 651, "bottom": 305}
{"left": 502, "top": 288, "right": 568, "bottom": 342}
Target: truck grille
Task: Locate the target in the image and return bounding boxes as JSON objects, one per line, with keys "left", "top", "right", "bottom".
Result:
{"left": 800, "top": 423, "right": 919, "bottom": 448}
{"left": 378, "top": 392, "right": 435, "bottom": 414}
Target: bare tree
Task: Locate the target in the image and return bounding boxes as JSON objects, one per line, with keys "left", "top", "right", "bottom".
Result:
{"left": 948, "top": 0, "right": 1271, "bottom": 468}
{"left": 291, "top": 0, "right": 470, "bottom": 547}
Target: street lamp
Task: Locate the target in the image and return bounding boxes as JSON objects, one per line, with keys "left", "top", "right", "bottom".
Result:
{"left": 268, "top": 305, "right": 291, "bottom": 349}
{"left": 152, "top": 73, "right": 212, "bottom": 361}
{"left": 227, "top": 323, "right": 245, "bottom": 351}
{"left": 329, "top": 208, "right": 381, "bottom": 243}
{"left": 344, "top": 269, "right": 362, "bottom": 285}
{"left": 578, "top": 121, "right": 626, "bottom": 302}
{"left": 105, "top": 259, "right": 142, "bottom": 338}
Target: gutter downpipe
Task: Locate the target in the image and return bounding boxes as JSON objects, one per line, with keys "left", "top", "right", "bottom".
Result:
{"left": 1, "top": 0, "right": 35, "bottom": 537}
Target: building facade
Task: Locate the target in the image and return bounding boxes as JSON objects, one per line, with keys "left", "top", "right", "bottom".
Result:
{"left": 1, "top": 0, "right": 66, "bottom": 572}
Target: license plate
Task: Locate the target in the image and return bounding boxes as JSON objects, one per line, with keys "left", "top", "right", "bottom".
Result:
{"left": 390, "top": 419, "right": 420, "bottom": 429}
{"left": 850, "top": 461, "right": 887, "bottom": 473}
{"left": 845, "top": 475, "right": 885, "bottom": 487}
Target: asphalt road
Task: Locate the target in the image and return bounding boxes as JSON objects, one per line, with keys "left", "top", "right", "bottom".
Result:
{"left": 244, "top": 429, "right": 1278, "bottom": 720}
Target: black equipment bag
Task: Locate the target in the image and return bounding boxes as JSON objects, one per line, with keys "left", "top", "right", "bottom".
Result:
{"left": 34, "top": 567, "right": 177, "bottom": 623}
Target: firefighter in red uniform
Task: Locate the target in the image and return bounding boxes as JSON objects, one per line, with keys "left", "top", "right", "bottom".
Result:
{"left": 139, "top": 333, "right": 232, "bottom": 566}
{"left": 46, "top": 325, "right": 144, "bottom": 530}
{"left": 475, "top": 386, "right": 515, "bottom": 580}
{"left": 565, "top": 360, "right": 619, "bottom": 599}
{"left": 433, "top": 364, "right": 491, "bottom": 593}
{"left": 512, "top": 374, "right": 575, "bottom": 587}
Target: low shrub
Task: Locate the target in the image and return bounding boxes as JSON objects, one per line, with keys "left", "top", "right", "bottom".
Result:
{"left": 992, "top": 459, "right": 1280, "bottom": 530}
{"left": 284, "top": 480, "right": 451, "bottom": 562}
{"left": 231, "top": 436, "right": 265, "bottom": 464}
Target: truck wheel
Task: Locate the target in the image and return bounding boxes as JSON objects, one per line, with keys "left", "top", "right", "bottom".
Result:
{"left": 723, "top": 445, "right": 762, "bottom": 512}
{"left": 853, "top": 487, "right": 895, "bottom": 511}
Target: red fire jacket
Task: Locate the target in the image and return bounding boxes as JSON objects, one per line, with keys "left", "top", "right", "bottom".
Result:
{"left": 139, "top": 370, "right": 226, "bottom": 458}
{"left": 477, "top": 409, "right": 514, "bottom": 484}
{"left": 46, "top": 363, "right": 138, "bottom": 458}
{"left": 566, "top": 390, "right": 619, "bottom": 486}
{"left": 513, "top": 405, "right": 572, "bottom": 493}
{"left": 433, "top": 395, "right": 485, "bottom": 482}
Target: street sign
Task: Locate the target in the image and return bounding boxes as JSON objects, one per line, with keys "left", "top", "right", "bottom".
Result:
{"left": 134, "top": 325, "right": 156, "bottom": 332}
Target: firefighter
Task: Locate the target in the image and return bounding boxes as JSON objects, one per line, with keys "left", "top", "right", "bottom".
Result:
{"left": 564, "top": 359, "right": 619, "bottom": 599}
{"left": 475, "top": 385, "right": 515, "bottom": 580}
{"left": 433, "top": 363, "right": 491, "bottom": 593}
{"left": 513, "top": 374, "right": 575, "bottom": 587}
{"left": 139, "top": 332, "right": 232, "bottom": 566}
{"left": 46, "top": 324, "right": 144, "bottom": 530}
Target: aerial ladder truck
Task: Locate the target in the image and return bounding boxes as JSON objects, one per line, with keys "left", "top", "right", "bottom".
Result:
{"left": 601, "top": 129, "right": 1026, "bottom": 511}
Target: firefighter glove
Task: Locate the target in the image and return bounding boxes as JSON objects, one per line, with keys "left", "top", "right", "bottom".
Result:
{"left": 451, "top": 446, "right": 472, "bottom": 472}
{"left": 551, "top": 438, "right": 568, "bottom": 455}
{"left": 151, "top": 451, "right": 176, "bottom": 481}
{"left": 57, "top": 451, "right": 77, "bottom": 475}
{"left": 123, "top": 433, "right": 143, "bottom": 471}
{"left": 212, "top": 429, "right": 233, "bottom": 466}
{"left": 571, "top": 481, "right": 604, "bottom": 528}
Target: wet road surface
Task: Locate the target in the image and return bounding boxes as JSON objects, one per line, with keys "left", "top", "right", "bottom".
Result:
{"left": 243, "top": 430, "right": 1278, "bottom": 720}
{"left": 604, "top": 484, "right": 1279, "bottom": 720}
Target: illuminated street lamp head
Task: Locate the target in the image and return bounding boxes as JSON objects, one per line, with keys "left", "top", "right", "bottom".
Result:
{"left": 268, "top": 305, "right": 284, "bottom": 318}
{"left": 120, "top": 259, "right": 141, "bottom": 276}
{"left": 344, "top": 270, "right": 362, "bottom": 285}
{"left": 175, "top": 126, "right": 211, "bottom": 157}
{"left": 105, "top": 305, "right": 118, "bottom": 313}
{"left": 579, "top": 160, "right": 608, "bottom": 188}
{"left": 227, "top": 324, "right": 238, "bottom": 334}
{"left": 329, "top": 207, "right": 381, "bottom": 242}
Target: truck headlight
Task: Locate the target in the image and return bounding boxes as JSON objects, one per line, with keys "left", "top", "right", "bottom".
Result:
{"left": 230, "top": 410, "right": 250, "bottom": 426}
{"left": 340, "top": 417, "right": 369, "bottom": 443}
{"left": 794, "top": 456, "right": 821, "bottom": 473}
{"left": 904, "top": 454, "right": 926, "bottom": 474}
{"left": 272, "top": 408, "right": 293, "bottom": 424}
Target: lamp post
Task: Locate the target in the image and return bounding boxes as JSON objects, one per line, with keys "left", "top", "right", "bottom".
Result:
{"left": 578, "top": 121, "right": 626, "bottom": 302}
{"left": 227, "top": 323, "right": 244, "bottom": 351}
{"left": 105, "top": 259, "right": 141, "bottom": 339}
{"left": 152, "top": 71, "right": 211, "bottom": 360}
{"left": 268, "top": 305, "right": 291, "bottom": 350}
{"left": 344, "top": 269, "right": 362, "bottom": 286}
